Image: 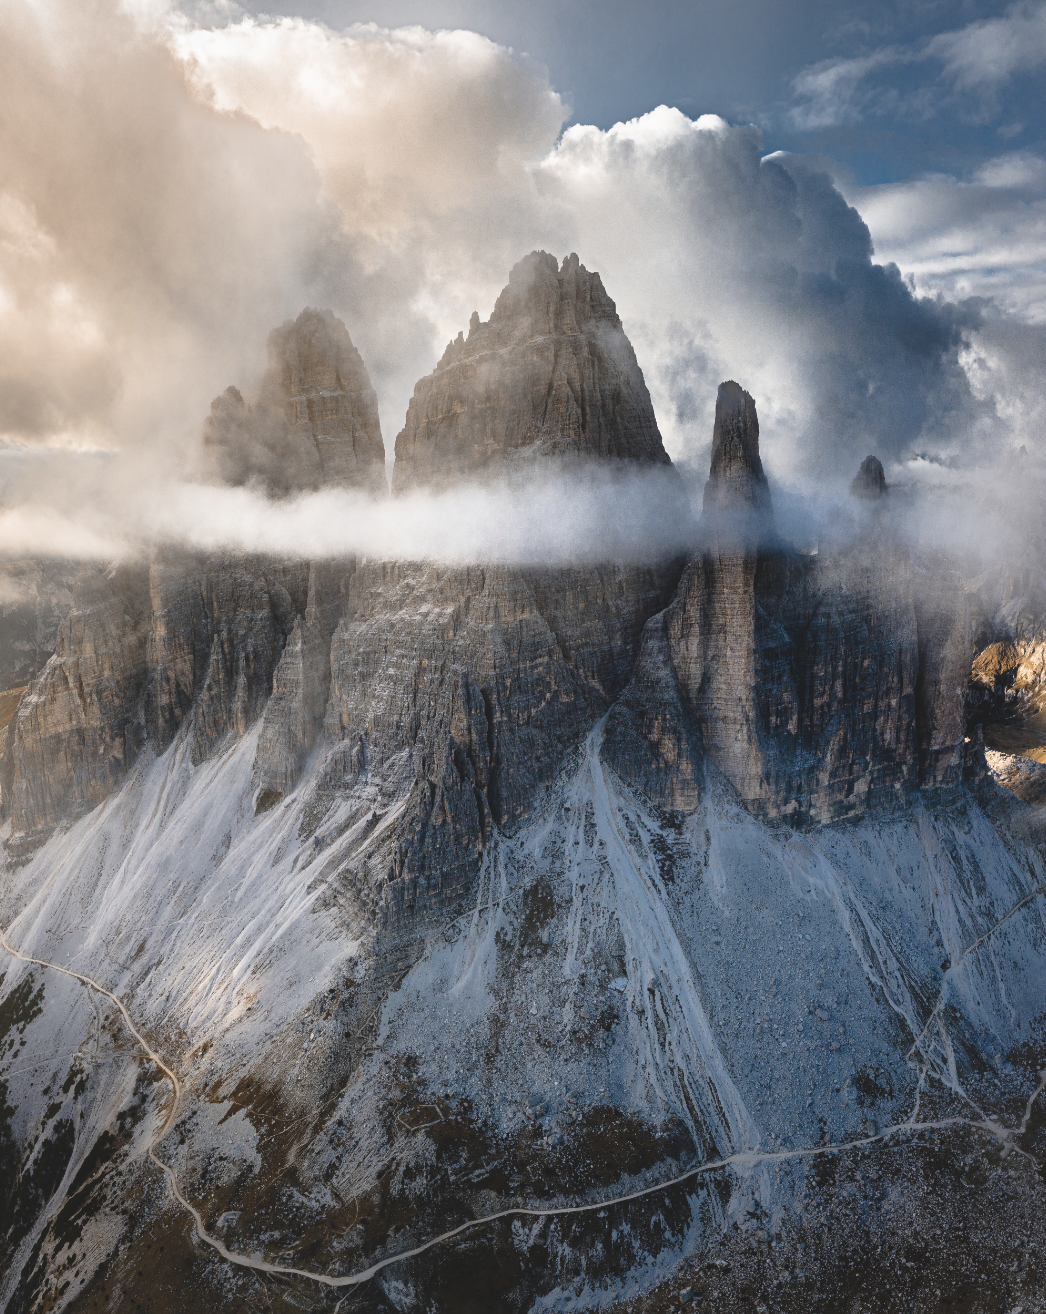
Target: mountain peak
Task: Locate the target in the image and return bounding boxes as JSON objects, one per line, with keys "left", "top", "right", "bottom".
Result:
{"left": 850, "top": 453, "right": 888, "bottom": 499}
{"left": 702, "top": 380, "right": 772, "bottom": 525}
{"left": 204, "top": 308, "right": 386, "bottom": 497}
{"left": 392, "top": 251, "right": 670, "bottom": 492}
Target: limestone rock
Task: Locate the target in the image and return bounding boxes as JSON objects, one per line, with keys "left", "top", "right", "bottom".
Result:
{"left": 602, "top": 609, "right": 703, "bottom": 812}
{"left": 204, "top": 308, "right": 386, "bottom": 496}
{"left": 701, "top": 380, "right": 773, "bottom": 533}
{"left": 1, "top": 565, "right": 151, "bottom": 846}
{"left": 620, "top": 381, "right": 971, "bottom": 825}
{"left": 1, "top": 554, "right": 313, "bottom": 847}
{"left": 145, "top": 552, "right": 308, "bottom": 765}
{"left": 253, "top": 560, "right": 350, "bottom": 797}
{"left": 850, "top": 455, "right": 887, "bottom": 499}
{"left": 913, "top": 556, "right": 973, "bottom": 791}
{"left": 0, "top": 560, "right": 79, "bottom": 689}
{"left": 319, "top": 558, "right": 677, "bottom": 926}
{"left": 392, "top": 252, "right": 670, "bottom": 491}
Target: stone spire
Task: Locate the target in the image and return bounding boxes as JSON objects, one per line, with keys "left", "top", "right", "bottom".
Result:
{"left": 392, "top": 251, "right": 671, "bottom": 492}
{"left": 850, "top": 454, "right": 887, "bottom": 499}
{"left": 204, "top": 308, "right": 386, "bottom": 497}
{"left": 702, "top": 381, "right": 773, "bottom": 537}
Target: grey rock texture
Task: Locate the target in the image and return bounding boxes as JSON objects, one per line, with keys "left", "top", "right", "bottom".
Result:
{"left": 618, "top": 411, "right": 974, "bottom": 825}
{"left": 144, "top": 553, "right": 309, "bottom": 764}
{"left": 204, "top": 308, "right": 386, "bottom": 496}
{"left": 392, "top": 251, "right": 671, "bottom": 492}
{"left": 0, "top": 560, "right": 79, "bottom": 689}
{"left": 1, "top": 565, "right": 151, "bottom": 846}
{"left": 701, "top": 381, "right": 773, "bottom": 531}
{"left": 2, "top": 554, "right": 311, "bottom": 846}
{"left": 1, "top": 256, "right": 681, "bottom": 911}
{"left": 850, "top": 454, "right": 887, "bottom": 499}
{"left": 0, "top": 274, "right": 982, "bottom": 891}
{"left": 253, "top": 560, "right": 349, "bottom": 797}
{"left": 319, "top": 558, "right": 677, "bottom": 926}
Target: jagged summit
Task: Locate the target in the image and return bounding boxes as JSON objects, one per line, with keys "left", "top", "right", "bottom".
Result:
{"left": 850, "top": 453, "right": 888, "bottom": 499}
{"left": 392, "top": 251, "right": 670, "bottom": 492}
{"left": 701, "top": 380, "right": 773, "bottom": 534}
{"left": 204, "top": 307, "right": 386, "bottom": 497}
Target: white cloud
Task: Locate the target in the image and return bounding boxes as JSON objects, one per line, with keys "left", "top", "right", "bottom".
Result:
{"left": 0, "top": 0, "right": 1037, "bottom": 560}
{"left": 843, "top": 152, "right": 1046, "bottom": 320}
{"left": 790, "top": 2, "right": 1046, "bottom": 129}
{"left": 927, "top": 1, "right": 1046, "bottom": 91}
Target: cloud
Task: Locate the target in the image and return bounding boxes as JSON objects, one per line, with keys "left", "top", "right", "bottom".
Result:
{"left": 927, "top": 2, "right": 1046, "bottom": 91}
{"left": 789, "top": 2, "right": 1046, "bottom": 129}
{"left": 0, "top": 464, "right": 696, "bottom": 565}
{"left": 843, "top": 153, "right": 1046, "bottom": 320}
{"left": 0, "top": 0, "right": 1035, "bottom": 567}
{"left": 534, "top": 111, "right": 980, "bottom": 477}
{"left": 839, "top": 151, "right": 1046, "bottom": 456}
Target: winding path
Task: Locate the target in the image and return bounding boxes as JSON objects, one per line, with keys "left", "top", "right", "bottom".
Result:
{"left": 3, "top": 878, "right": 1045, "bottom": 1293}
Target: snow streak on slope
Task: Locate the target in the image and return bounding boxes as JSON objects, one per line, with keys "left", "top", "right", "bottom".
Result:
{"left": 3, "top": 703, "right": 1046, "bottom": 1309}
{"left": 527, "top": 722, "right": 759, "bottom": 1158}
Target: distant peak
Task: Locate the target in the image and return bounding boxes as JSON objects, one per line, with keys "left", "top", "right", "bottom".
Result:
{"left": 702, "top": 381, "right": 773, "bottom": 526}
{"left": 850, "top": 454, "right": 887, "bottom": 499}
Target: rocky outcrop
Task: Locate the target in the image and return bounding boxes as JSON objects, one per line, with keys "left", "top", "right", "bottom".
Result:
{"left": 618, "top": 418, "right": 973, "bottom": 825}
{"left": 253, "top": 560, "right": 349, "bottom": 798}
{"left": 0, "top": 560, "right": 79, "bottom": 689}
{"left": 204, "top": 308, "right": 386, "bottom": 496}
{"left": 145, "top": 553, "right": 309, "bottom": 765}
{"left": 913, "top": 558, "right": 973, "bottom": 791}
{"left": 392, "top": 252, "right": 671, "bottom": 491}
{"left": 318, "top": 558, "right": 677, "bottom": 925}
{"left": 0, "top": 272, "right": 988, "bottom": 883}
{"left": 850, "top": 454, "right": 887, "bottom": 499}
{"left": 1, "top": 555, "right": 312, "bottom": 845}
{"left": 2, "top": 256, "right": 683, "bottom": 908}
{"left": 701, "top": 381, "right": 773, "bottom": 531}
{"left": 1, "top": 565, "right": 151, "bottom": 846}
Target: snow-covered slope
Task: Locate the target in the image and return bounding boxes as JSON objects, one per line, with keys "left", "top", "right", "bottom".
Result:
{"left": 3, "top": 710, "right": 1044, "bottom": 1311}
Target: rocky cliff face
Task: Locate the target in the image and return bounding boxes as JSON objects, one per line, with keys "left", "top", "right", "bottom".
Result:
{"left": 1, "top": 565, "right": 151, "bottom": 850}
{"left": 1, "top": 554, "right": 312, "bottom": 847}
{"left": 3, "top": 258, "right": 1043, "bottom": 1314}
{"left": 392, "top": 251, "right": 671, "bottom": 492}
{"left": 607, "top": 383, "right": 974, "bottom": 825}
{"left": 204, "top": 308, "right": 386, "bottom": 495}
{"left": 1, "top": 303, "right": 978, "bottom": 854}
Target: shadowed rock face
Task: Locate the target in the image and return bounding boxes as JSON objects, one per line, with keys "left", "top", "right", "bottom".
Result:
{"left": 392, "top": 251, "right": 671, "bottom": 492}
{"left": 204, "top": 308, "right": 386, "bottom": 496}
{"left": 1, "top": 555, "right": 311, "bottom": 847}
{"left": 2, "top": 257, "right": 682, "bottom": 895}
{"left": 0, "top": 566, "right": 151, "bottom": 850}
{"left": 2, "top": 299, "right": 978, "bottom": 874}
{"left": 850, "top": 454, "right": 887, "bottom": 499}
{"left": 611, "top": 410, "right": 976, "bottom": 824}
{"left": 702, "top": 381, "right": 772, "bottom": 531}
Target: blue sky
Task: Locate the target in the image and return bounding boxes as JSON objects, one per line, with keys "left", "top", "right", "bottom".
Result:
{"left": 233, "top": 0, "right": 1046, "bottom": 184}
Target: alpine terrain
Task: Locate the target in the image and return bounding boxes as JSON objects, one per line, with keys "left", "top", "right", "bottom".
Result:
{"left": 1, "top": 252, "right": 1045, "bottom": 1314}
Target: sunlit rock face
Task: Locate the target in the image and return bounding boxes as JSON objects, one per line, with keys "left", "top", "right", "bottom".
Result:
{"left": 392, "top": 251, "right": 671, "bottom": 492}
{"left": 0, "top": 565, "right": 151, "bottom": 849}
{"left": 204, "top": 307, "right": 386, "bottom": 496}
{"left": 0, "top": 554, "right": 312, "bottom": 848}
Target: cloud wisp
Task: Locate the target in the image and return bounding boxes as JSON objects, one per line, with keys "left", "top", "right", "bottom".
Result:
{"left": 789, "top": 1, "right": 1046, "bottom": 130}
